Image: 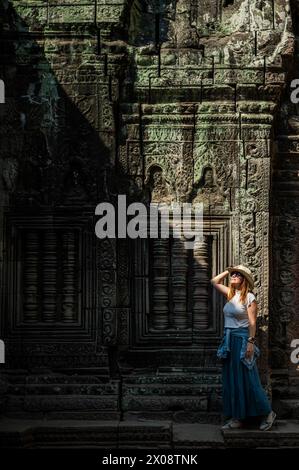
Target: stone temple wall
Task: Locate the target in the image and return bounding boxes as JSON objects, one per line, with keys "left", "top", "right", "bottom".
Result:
{"left": 0, "top": 0, "right": 299, "bottom": 422}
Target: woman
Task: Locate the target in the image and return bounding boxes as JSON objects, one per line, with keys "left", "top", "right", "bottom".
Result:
{"left": 211, "top": 264, "right": 276, "bottom": 431}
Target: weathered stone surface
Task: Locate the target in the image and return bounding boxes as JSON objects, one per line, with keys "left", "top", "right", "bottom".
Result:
{"left": 1, "top": 418, "right": 299, "bottom": 449}
{"left": 0, "top": 0, "right": 299, "bottom": 430}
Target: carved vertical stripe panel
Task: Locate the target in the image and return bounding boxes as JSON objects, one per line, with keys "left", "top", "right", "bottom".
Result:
{"left": 151, "top": 239, "right": 169, "bottom": 330}
{"left": 193, "top": 236, "right": 209, "bottom": 330}
{"left": 62, "top": 231, "right": 77, "bottom": 322}
{"left": 42, "top": 231, "right": 57, "bottom": 323}
{"left": 22, "top": 231, "right": 39, "bottom": 323}
{"left": 171, "top": 237, "right": 189, "bottom": 329}
{"left": 21, "top": 229, "right": 80, "bottom": 325}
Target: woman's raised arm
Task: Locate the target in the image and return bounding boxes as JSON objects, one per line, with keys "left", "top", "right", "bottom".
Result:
{"left": 210, "top": 269, "right": 230, "bottom": 296}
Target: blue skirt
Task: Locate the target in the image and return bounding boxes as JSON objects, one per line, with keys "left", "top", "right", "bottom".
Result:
{"left": 222, "top": 330, "right": 272, "bottom": 420}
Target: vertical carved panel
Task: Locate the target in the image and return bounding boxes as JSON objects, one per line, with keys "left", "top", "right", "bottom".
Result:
{"left": 117, "top": 239, "right": 130, "bottom": 307}
{"left": 22, "top": 231, "right": 39, "bottom": 323}
{"left": 102, "top": 307, "right": 117, "bottom": 345}
{"left": 151, "top": 239, "right": 169, "bottom": 330}
{"left": 62, "top": 231, "right": 77, "bottom": 323}
{"left": 42, "top": 231, "right": 57, "bottom": 323}
{"left": 21, "top": 228, "right": 80, "bottom": 325}
{"left": 131, "top": 220, "right": 229, "bottom": 345}
{"left": 171, "top": 237, "right": 188, "bottom": 329}
{"left": 117, "top": 307, "right": 130, "bottom": 345}
{"left": 99, "top": 238, "right": 117, "bottom": 344}
{"left": 193, "top": 236, "right": 209, "bottom": 330}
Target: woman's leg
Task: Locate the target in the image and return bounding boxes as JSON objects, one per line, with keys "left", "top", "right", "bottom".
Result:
{"left": 222, "top": 334, "right": 271, "bottom": 420}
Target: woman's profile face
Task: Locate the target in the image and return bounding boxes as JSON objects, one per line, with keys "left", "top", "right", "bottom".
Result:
{"left": 230, "top": 271, "right": 244, "bottom": 288}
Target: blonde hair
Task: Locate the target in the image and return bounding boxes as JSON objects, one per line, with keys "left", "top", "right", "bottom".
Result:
{"left": 227, "top": 276, "right": 251, "bottom": 304}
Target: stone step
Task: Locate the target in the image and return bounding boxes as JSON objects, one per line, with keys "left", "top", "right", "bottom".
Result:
{"left": 121, "top": 372, "right": 222, "bottom": 415}
{"left": 8, "top": 383, "right": 119, "bottom": 395}
{"left": 122, "top": 396, "right": 213, "bottom": 415}
{"left": 124, "top": 410, "right": 222, "bottom": 424}
{"left": 273, "top": 399, "right": 299, "bottom": 419}
{"left": 3, "top": 371, "right": 223, "bottom": 419}
{"left": 0, "top": 419, "right": 299, "bottom": 449}
{"left": 123, "top": 372, "right": 221, "bottom": 385}
{"left": 7, "top": 375, "right": 114, "bottom": 385}
{"left": 6, "top": 395, "right": 119, "bottom": 413}
{"left": 222, "top": 420, "right": 299, "bottom": 448}
{"left": 123, "top": 383, "right": 220, "bottom": 396}
{"left": 7, "top": 372, "right": 221, "bottom": 386}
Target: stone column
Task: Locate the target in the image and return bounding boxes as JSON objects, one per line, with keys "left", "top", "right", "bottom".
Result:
{"left": 151, "top": 239, "right": 169, "bottom": 330}
{"left": 23, "top": 231, "right": 39, "bottom": 323}
{"left": 192, "top": 236, "right": 209, "bottom": 330}
{"left": 171, "top": 237, "right": 188, "bottom": 329}
{"left": 62, "top": 231, "right": 77, "bottom": 322}
{"left": 42, "top": 231, "right": 57, "bottom": 322}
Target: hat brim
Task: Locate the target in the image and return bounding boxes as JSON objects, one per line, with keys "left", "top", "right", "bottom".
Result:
{"left": 227, "top": 267, "right": 254, "bottom": 289}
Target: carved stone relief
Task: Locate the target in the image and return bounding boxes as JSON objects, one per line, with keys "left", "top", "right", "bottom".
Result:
{"left": 0, "top": 0, "right": 298, "bottom": 424}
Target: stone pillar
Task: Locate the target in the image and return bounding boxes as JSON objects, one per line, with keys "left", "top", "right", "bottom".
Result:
{"left": 62, "top": 231, "right": 77, "bottom": 322}
{"left": 171, "top": 237, "right": 188, "bottom": 329}
{"left": 192, "top": 236, "right": 209, "bottom": 330}
{"left": 42, "top": 231, "right": 57, "bottom": 323}
{"left": 151, "top": 239, "right": 169, "bottom": 330}
{"left": 23, "top": 231, "right": 40, "bottom": 323}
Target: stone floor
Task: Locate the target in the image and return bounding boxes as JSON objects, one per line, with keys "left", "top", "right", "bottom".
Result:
{"left": 0, "top": 418, "right": 299, "bottom": 448}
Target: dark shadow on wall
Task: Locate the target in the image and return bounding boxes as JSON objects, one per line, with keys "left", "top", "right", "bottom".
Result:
{"left": 0, "top": 0, "right": 148, "bottom": 417}
{"left": 0, "top": 3, "right": 112, "bottom": 209}
{"left": 0, "top": 1, "right": 227, "bottom": 426}
{"left": 0, "top": 0, "right": 179, "bottom": 369}
{"left": 128, "top": 0, "right": 175, "bottom": 46}
{"left": 0, "top": 1, "right": 158, "bottom": 206}
{"left": 0, "top": 3, "right": 141, "bottom": 372}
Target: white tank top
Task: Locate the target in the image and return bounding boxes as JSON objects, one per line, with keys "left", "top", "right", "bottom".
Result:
{"left": 223, "top": 290, "right": 256, "bottom": 328}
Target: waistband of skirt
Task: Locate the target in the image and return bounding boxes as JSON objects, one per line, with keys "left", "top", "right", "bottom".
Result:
{"left": 225, "top": 327, "right": 248, "bottom": 338}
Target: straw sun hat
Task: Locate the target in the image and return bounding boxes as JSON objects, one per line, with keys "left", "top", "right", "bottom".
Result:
{"left": 226, "top": 264, "right": 254, "bottom": 290}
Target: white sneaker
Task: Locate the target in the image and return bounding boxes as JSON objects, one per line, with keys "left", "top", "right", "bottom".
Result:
{"left": 221, "top": 418, "right": 243, "bottom": 430}
{"left": 259, "top": 411, "right": 277, "bottom": 431}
